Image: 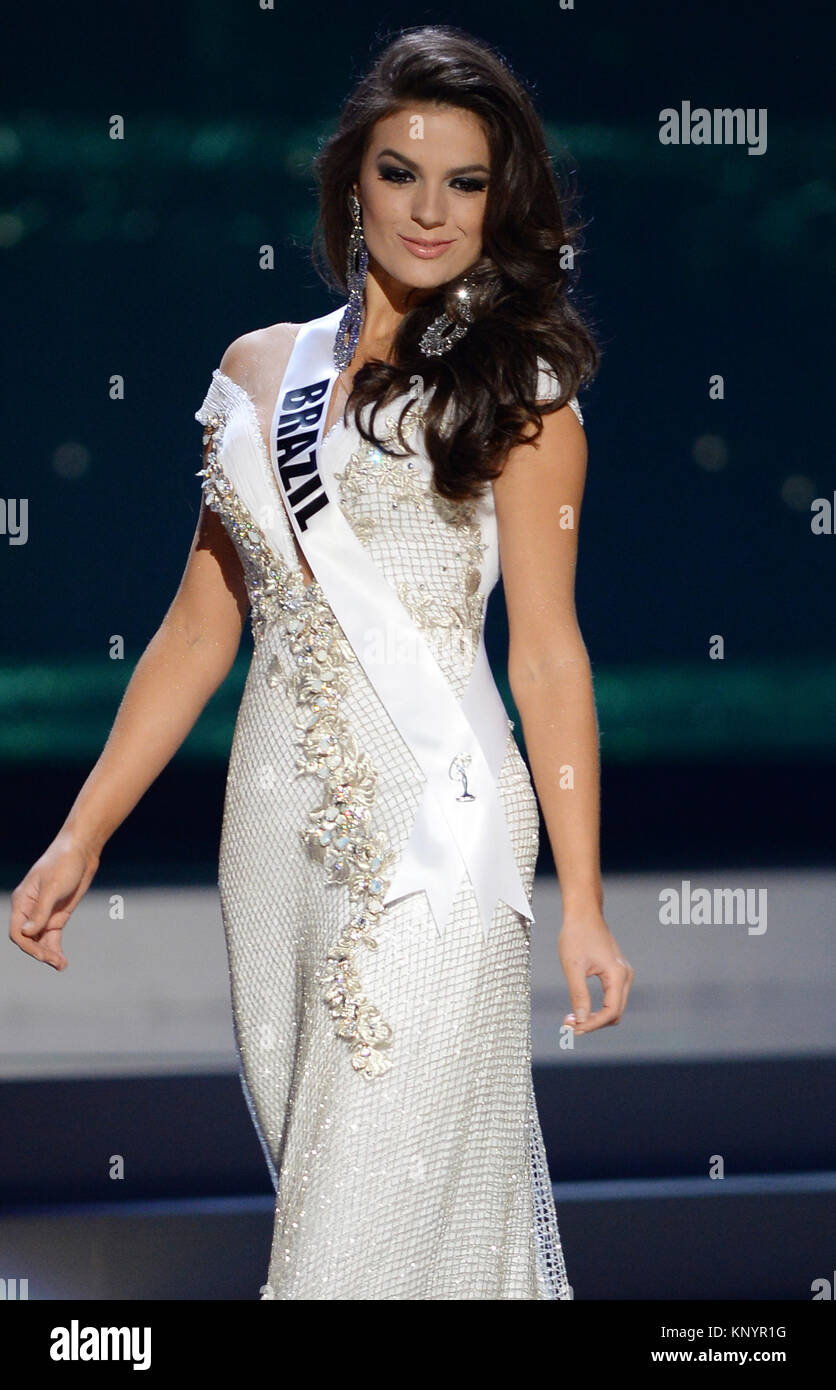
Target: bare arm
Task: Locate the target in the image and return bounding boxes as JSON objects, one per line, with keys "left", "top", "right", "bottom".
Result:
{"left": 63, "top": 497, "right": 248, "bottom": 854}
{"left": 493, "top": 402, "right": 633, "bottom": 1035}
{"left": 495, "top": 404, "right": 601, "bottom": 913}
{"left": 9, "top": 432, "right": 250, "bottom": 969}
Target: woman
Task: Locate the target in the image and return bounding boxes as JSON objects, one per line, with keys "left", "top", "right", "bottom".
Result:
{"left": 9, "top": 25, "right": 633, "bottom": 1299}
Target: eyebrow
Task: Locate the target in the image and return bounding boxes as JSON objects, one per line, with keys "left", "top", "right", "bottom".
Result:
{"left": 376, "top": 147, "right": 490, "bottom": 177}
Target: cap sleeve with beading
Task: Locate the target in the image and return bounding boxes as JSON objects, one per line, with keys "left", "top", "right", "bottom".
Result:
{"left": 194, "top": 368, "right": 245, "bottom": 430}
{"left": 535, "top": 356, "right": 584, "bottom": 425}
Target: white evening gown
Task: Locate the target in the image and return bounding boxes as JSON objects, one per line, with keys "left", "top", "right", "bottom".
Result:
{"left": 194, "top": 320, "right": 582, "bottom": 1300}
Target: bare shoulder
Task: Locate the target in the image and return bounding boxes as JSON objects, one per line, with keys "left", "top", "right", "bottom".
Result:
{"left": 493, "top": 401, "right": 588, "bottom": 511}
{"left": 218, "top": 323, "right": 294, "bottom": 385}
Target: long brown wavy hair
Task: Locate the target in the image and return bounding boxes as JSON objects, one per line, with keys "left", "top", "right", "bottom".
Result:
{"left": 311, "top": 25, "right": 601, "bottom": 503}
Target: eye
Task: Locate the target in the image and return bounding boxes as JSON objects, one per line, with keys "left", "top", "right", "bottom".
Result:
{"left": 450, "top": 177, "right": 488, "bottom": 193}
{"left": 378, "top": 164, "right": 414, "bottom": 183}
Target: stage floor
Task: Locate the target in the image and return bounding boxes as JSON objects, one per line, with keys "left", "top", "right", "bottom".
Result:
{"left": 2, "top": 867, "right": 833, "bottom": 1078}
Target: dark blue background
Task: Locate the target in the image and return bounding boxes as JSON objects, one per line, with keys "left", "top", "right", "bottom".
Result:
{"left": 1, "top": 0, "right": 833, "bottom": 872}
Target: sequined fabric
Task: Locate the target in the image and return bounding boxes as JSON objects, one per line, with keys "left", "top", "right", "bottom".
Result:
{"left": 194, "top": 331, "right": 579, "bottom": 1299}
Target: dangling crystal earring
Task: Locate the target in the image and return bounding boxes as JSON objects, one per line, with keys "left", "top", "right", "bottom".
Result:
{"left": 333, "top": 192, "right": 368, "bottom": 373}
{"left": 419, "top": 275, "right": 476, "bottom": 358}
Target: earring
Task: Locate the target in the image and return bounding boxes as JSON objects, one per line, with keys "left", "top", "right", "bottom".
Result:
{"left": 419, "top": 275, "right": 476, "bottom": 357}
{"left": 333, "top": 192, "right": 368, "bottom": 373}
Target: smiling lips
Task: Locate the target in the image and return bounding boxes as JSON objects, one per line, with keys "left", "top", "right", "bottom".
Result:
{"left": 398, "top": 234, "right": 456, "bottom": 259}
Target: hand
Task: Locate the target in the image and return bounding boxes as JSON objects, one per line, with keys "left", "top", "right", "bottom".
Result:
{"left": 8, "top": 829, "right": 101, "bottom": 971}
{"left": 558, "top": 910, "right": 634, "bottom": 1037}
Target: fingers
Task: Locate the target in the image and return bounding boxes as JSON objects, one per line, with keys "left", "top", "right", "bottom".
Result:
{"left": 562, "top": 969, "right": 591, "bottom": 1034}
{"left": 29, "top": 923, "right": 68, "bottom": 970}
{"left": 564, "top": 957, "right": 634, "bottom": 1036}
{"left": 9, "top": 836, "right": 97, "bottom": 972}
{"left": 619, "top": 957, "right": 635, "bottom": 1020}
{"left": 10, "top": 876, "right": 68, "bottom": 970}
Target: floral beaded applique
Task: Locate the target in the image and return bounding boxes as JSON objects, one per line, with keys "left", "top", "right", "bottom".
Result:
{"left": 274, "top": 584, "right": 400, "bottom": 1080}
{"left": 333, "top": 400, "right": 428, "bottom": 540}
{"left": 195, "top": 410, "right": 293, "bottom": 645}
{"left": 196, "top": 408, "right": 399, "bottom": 1080}
{"left": 395, "top": 512, "right": 486, "bottom": 657}
{"left": 333, "top": 401, "right": 489, "bottom": 660}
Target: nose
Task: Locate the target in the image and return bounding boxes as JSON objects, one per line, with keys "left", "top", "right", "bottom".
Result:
{"left": 409, "top": 182, "right": 447, "bottom": 231}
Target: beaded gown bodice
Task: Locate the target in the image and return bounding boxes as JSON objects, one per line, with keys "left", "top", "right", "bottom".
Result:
{"left": 193, "top": 321, "right": 578, "bottom": 1300}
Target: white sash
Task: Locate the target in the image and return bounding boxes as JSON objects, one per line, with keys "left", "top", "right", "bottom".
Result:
{"left": 268, "top": 307, "right": 535, "bottom": 941}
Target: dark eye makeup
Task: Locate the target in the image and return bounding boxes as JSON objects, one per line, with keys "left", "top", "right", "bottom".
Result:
{"left": 377, "top": 162, "right": 488, "bottom": 193}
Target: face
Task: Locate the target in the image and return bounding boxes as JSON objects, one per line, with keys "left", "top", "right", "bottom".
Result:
{"left": 354, "top": 102, "right": 491, "bottom": 295}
